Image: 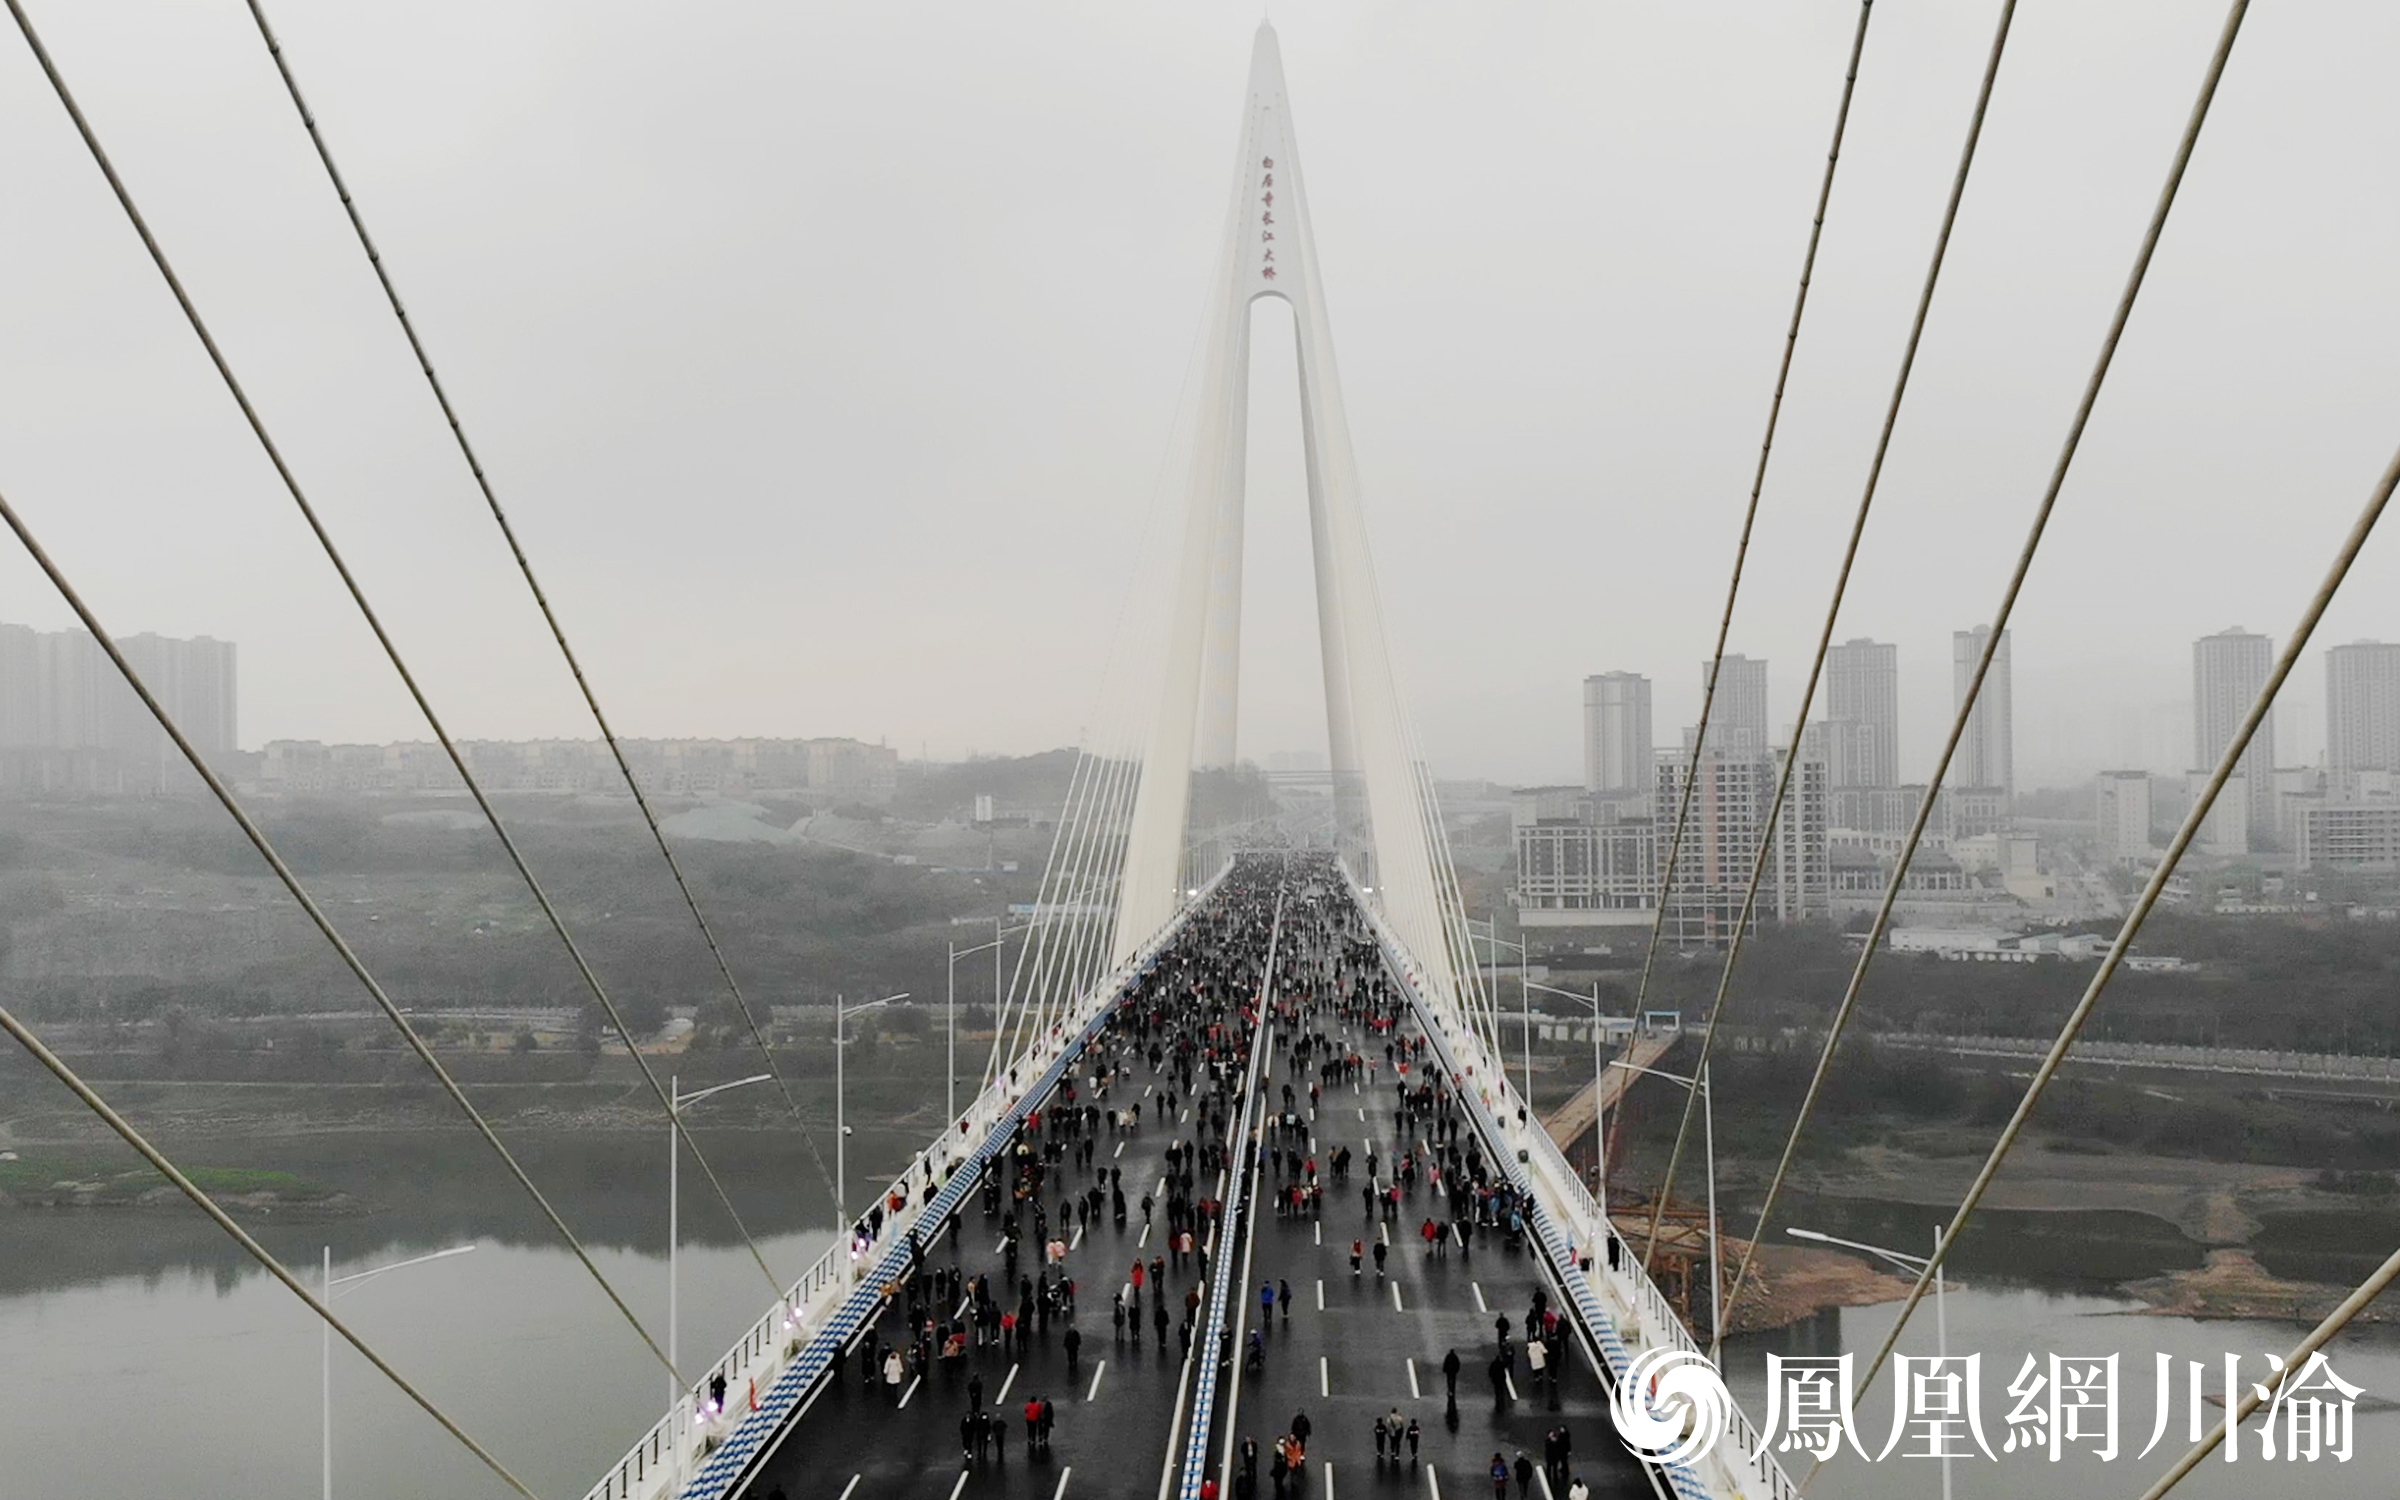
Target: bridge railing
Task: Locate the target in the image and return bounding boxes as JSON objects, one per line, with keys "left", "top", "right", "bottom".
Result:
{"left": 1351, "top": 882, "right": 1798, "bottom": 1500}
{"left": 582, "top": 863, "right": 1233, "bottom": 1500}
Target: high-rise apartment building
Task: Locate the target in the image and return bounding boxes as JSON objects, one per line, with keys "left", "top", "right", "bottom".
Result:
{"left": 1823, "top": 638, "right": 1898, "bottom": 791}
{"left": 1952, "top": 626, "right": 2013, "bottom": 801}
{"left": 0, "top": 623, "right": 238, "bottom": 791}
{"left": 1652, "top": 741, "right": 1828, "bottom": 942}
{"left": 2326, "top": 640, "right": 2400, "bottom": 795}
{"left": 2093, "top": 770, "right": 2153, "bottom": 866}
{"left": 1581, "top": 672, "right": 1653, "bottom": 804}
{"left": 1701, "top": 654, "right": 1769, "bottom": 753}
{"left": 2193, "top": 627, "right": 2275, "bottom": 841}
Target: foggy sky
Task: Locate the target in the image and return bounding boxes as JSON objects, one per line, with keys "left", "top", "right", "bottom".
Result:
{"left": 2, "top": 1, "right": 2395, "bottom": 789}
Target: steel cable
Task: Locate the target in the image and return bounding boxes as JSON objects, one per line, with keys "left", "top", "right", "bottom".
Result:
{"left": 0, "top": 1001, "right": 544, "bottom": 1498}
{"left": 1673, "top": 0, "right": 2021, "bottom": 1325}
{"left": 1810, "top": 427, "right": 2394, "bottom": 1492}
{"left": 0, "top": 480, "right": 682, "bottom": 1386}
{"left": 2132, "top": 1234, "right": 2400, "bottom": 1497}
{"left": 1624, "top": 0, "right": 1878, "bottom": 1080}
{"left": 7, "top": 0, "right": 789, "bottom": 1297}
{"left": 234, "top": 0, "right": 837, "bottom": 1206}
{"left": 1629, "top": 0, "right": 1880, "bottom": 1271}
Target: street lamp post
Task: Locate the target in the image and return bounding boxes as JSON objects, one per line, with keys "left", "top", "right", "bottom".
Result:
{"left": 833, "top": 992, "right": 911, "bottom": 1235}
{"left": 1788, "top": 1224, "right": 1953, "bottom": 1500}
{"left": 948, "top": 921, "right": 1028, "bottom": 1126}
{"left": 1525, "top": 977, "right": 1618, "bottom": 1220}
{"left": 1610, "top": 1058, "right": 1718, "bottom": 1364}
{"left": 321, "top": 1242, "right": 475, "bottom": 1500}
{"left": 1466, "top": 916, "right": 1532, "bottom": 1126}
{"left": 669, "top": 1072, "right": 772, "bottom": 1414}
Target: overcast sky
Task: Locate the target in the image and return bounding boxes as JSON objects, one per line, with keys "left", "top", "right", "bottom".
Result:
{"left": 2, "top": 1, "right": 2395, "bottom": 788}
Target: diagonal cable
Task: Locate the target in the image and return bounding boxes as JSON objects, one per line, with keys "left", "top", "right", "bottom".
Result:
{"left": 1637, "top": 0, "right": 2020, "bottom": 1292}
{"left": 1624, "top": 0, "right": 1879, "bottom": 1068}
{"left": 1810, "top": 426, "right": 2394, "bottom": 1492}
{"left": 1710, "top": 0, "right": 2247, "bottom": 1373}
{"left": 2133, "top": 1233, "right": 2400, "bottom": 1497}
{"left": 7, "top": 0, "right": 796, "bottom": 1290}
{"left": 234, "top": 0, "right": 836, "bottom": 1205}
{"left": 0, "top": 479, "right": 682, "bottom": 1386}
{"left": 0, "top": 1001, "right": 543, "bottom": 1499}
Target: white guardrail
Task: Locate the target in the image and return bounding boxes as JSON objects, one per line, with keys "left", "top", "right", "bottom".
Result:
{"left": 1351, "top": 884, "right": 1797, "bottom": 1500}
{"left": 582, "top": 865, "right": 1232, "bottom": 1500}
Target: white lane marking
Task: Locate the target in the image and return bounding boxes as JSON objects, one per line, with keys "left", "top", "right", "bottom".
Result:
{"left": 956, "top": 1296, "right": 971, "bottom": 1318}
{"left": 840, "top": 1477, "right": 861, "bottom": 1500}
{"left": 1145, "top": 1084, "right": 1154, "bottom": 1096}
{"left": 1536, "top": 1471, "right": 1554, "bottom": 1500}
{"left": 1505, "top": 1372, "right": 1519, "bottom": 1401}
{"left": 994, "top": 1237, "right": 1008, "bottom": 1254}
{"left": 1139, "top": 1222, "right": 1152, "bottom": 1248}
{"left": 1358, "top": 1107, "right": 1366, "bottom": 1120}
{"left": 1427, "top": 1466, "right": 1441, "bottom": 1500}
{"left": 1156, "top": 1177, "right": 1167, "bottom": 1197}
{"left": 1311, "top": 1135, "right": 1318, "bottom": 1151}
{"left": 1181, "top": 1109, "right": 1191, "bottom": 1123}
{"left": 1088, "top": 1360, "right": 1107, "bottom": 1401}
{"left": 1314, "top": 1222, "right": 1321, "bottom": 1247}
{"left": 1053, "top": 1468, "right": 1073, "bottom": 1500}
{"left": 898, "top": 1374, "right": 923, "bottom": 1408}
{"left": 1114, "top": 1141, "right": 1126, "bottom": 1159}
{"left": 1391, "top": 1281, "right": 1404, "bottom": 1312}
{"left": 1071, "top": 1224, "right": 1085, "bottom": 1250}
{"left": 1325, "top": 1462, "right": 1336, "bottom": 1500}
{"left": 1379, "top": 1222, "right": 1390, "bottom": 1247}
{"left": 997, "top": 1361, "right": 1020, "bottom": 1402}
{"left": 1471, "top": 1282, "right": 1487, "bottom": 1314}
{"left": 947, "top": 1471, "right": 969, "bottom": 1500}
{"left": 1320, "top": 1355, "right": 1329, "bottom": 1396}
{"left": 1407, "top": 1357, "right": 1421, "bottom": 1399}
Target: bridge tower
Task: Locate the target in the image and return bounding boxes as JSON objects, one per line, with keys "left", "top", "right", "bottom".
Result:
{"left": 1111, "top": 23, "right": 1459, "bottom": 1006}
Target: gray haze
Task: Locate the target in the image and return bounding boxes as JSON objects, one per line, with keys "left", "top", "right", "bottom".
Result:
{"left": 2, "top": 1, "right": 2395, "bottom": 787}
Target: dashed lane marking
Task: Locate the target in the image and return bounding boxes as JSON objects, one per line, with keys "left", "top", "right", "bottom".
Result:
{"left": 1316, "top": 1279, "right": 1325, "bottom": 1310}
{"left": 1426, "top": 1465, "right": 1441, "bottom": 1500}
{"left": 1313, "top": 1222, "right": 1321, "bottom": 1246}
{"left": 1379, "top": 1222, "right": 1390, "bottom": 1247}
{"left": 1053, "top": 1467, "right": 1073, "bottom": 1500}
{"left": 1407, "top": 1358, "right": 1420, "bottom": 1399}
{"left": 1392, "top": 1281, "right": 1404, "bottom": 1312}
{"left": 1088, "top": 1360, "right": 1107, "bottom": 1401}
{"left": 1139, "top": 1223, "right": 1152, "bottom": 1248}
{"left": 839, "top": 1477, "right": 861, "bottom": 1500}
{"left": 1325, "top": 1462, "right": 1335, "bottom": 1500}
{"left": 1320, "top": 1356, "right": 1329, "bottom": 1397}
{"left": 1115, "top": 1141, "right": 1126, "bottom": 1159}
{"left": 1536, "top": 1471, "right": 1554, "bottom": 1500}
{"left": 1505, "top": 1372, "right": 1519, "bottom": 1401}
{"left": 1071, "top": 1224, "right": 1085, "bottom": 1251}
{"left": 948, "top": 1471, "right": 970, "bottom": 1500}
{"left": 898, "top": 1375, "right": 922, "bottom": 1409}
{"left": 997, "top": 1361, "right": 1020, "bottom": 1402}
{"left": 1471, "top": 1282, "right": 1487, "bottom": 1314}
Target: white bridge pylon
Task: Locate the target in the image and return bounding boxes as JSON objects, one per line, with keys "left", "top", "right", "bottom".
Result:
{"left": 1111, "top": 23, "right": 1467, "bottom": 1017}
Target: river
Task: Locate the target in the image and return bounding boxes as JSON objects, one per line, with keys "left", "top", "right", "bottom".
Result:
{"left": 2, "top": 1135, "right": 2392, "bottom": 1498}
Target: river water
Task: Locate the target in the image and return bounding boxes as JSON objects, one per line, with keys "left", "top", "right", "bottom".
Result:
{"left": 2, "top": 1135, "right": 2393, "bottom": 1499}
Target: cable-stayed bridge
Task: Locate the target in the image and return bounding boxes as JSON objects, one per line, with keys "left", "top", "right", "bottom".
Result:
{"left": 3, "top": 6, "right": 2397, "bottom": 1500}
